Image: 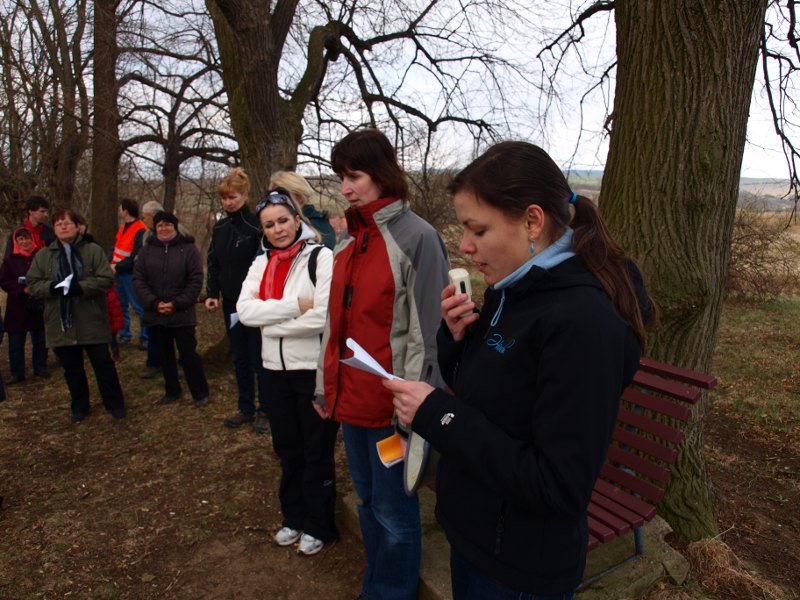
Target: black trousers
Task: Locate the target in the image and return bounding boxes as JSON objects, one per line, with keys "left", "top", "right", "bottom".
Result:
{"left": 53, "top": 344, "right": 124, "bottom": 417}
{"left": 265, "top": 369, "right": 340, "bottom": 542}
{"left": 223, "top": 311, "right": 268, "bottom": 416}
{"left": 149, "top": 325, "right": 209, "bottom": 400}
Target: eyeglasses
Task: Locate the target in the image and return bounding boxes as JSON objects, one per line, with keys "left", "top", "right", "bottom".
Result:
{"left": 54, "top": 221, "right": 76, "bottom": 228}
{"left": 255, "top": 191, "right": 297, "bottom": 215}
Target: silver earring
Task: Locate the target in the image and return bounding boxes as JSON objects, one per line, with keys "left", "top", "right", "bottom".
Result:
{"left": 529, "top": 240, "right": 535, "bottom": 254}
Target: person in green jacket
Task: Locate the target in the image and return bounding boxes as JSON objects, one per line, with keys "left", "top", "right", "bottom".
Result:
{"left": 27, "top": 208, "right": 126, "bottom": 423}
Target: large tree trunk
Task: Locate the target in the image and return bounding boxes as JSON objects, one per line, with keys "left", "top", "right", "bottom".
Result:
{"left": 162, "top": 141, "right": 180, "bottom": 213}
{"left": 90, "top": 0, "right": 122, "bottom": 250}
{"left": 51, "top": 119, "right": 86, "bottom": 208}
{"left": 600, "top": 0, "right": 768, "bottom": 540}
{"left": 206, "top": 0, "right": 303, "bottom": 198}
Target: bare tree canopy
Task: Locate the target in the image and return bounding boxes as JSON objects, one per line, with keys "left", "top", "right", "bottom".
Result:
{"left": 205, "top": 0, "right": 537, "bottom": 195}
{"left": 0, "top": 0, "right": 90, "bottom": 221}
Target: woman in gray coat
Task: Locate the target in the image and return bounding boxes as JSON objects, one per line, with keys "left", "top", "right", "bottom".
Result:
{"left": 26, "top": 208, "right": 125, "bottom": 422}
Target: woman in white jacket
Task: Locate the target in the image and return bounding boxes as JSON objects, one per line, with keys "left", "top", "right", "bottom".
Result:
{"left": 237, "top": 188, "right": 338, "bottom": 555}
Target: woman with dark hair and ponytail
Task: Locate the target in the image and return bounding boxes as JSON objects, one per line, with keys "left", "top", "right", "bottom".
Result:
{"left": 384, "top": 141, "right": 652, "bottom": 599}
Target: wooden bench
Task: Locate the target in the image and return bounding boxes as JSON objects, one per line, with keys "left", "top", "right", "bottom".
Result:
{"left": 580, "top": 357, "right": 718, "bottom": 587}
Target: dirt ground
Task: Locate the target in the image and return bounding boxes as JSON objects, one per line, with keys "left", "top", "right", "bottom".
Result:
{"left": 0, "top": 309, "right": 364, "bottom": 599}
{"left": 702, "top": 400, "right": 800, "bottom": 599}
{"left": 0, "top": 307, "right": 798, "bottom": 599}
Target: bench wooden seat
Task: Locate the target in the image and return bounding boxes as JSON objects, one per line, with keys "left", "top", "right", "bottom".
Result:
{"left": 581, "top": 357, "right": 718, "bottom": 586}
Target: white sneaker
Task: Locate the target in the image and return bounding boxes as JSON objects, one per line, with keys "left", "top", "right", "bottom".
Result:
{"left": 274, "top": 527, "right": 301, "bottom": 546}
{"left": 297, "top": 533, "right": 324, "bottom": 555}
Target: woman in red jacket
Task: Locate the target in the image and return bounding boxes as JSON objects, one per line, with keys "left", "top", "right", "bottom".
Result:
{"left": 317, "top": 129, "right": 450, "bottom": 600}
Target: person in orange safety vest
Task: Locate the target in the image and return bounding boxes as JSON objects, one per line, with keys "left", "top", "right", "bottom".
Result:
{"left": 110, "top": 198, "right": 148, "bottom": 346}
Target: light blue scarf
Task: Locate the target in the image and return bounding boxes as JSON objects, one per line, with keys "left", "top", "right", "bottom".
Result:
{"left": 489, "top": 227, "right": 576, "bottom": 327}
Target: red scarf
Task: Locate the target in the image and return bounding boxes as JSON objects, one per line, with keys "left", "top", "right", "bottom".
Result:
{"left": 259, "top": 241, "right": 304, "bottom": 300}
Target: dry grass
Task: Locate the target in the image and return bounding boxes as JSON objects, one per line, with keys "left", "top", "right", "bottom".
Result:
{"left": 685, "top": 538, "right": 788, "bottom": 600}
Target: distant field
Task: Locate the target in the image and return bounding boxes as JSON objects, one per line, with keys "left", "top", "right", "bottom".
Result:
{"left": 739, "top": 178, "right": 794, "bottom": 199}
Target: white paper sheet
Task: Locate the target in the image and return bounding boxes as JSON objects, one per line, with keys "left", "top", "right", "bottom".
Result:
{"left": 341, "top": 337, "right": 402, "bottom": 380}
{"left": 229, "top": 312, "right": 239, "bottom": 329}
{"left": 54, "top": 273, "right": 74, "bottom": 295}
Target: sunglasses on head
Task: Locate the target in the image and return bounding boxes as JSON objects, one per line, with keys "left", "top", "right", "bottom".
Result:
{"left": 256, "top": 191, "right": 298, "bottom": 215}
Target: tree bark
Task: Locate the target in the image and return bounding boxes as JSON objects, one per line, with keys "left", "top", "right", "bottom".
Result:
{"left": 90, "top": 0, "right": 122, "bottom": 249}
{"left": 161, "top": 138, "right": 181, "bottom": 213}
{"left": 206, "top": 0, "right": 304, "bottom": 198}
{"left": 601, "top": 0, "right": 768, "bottom": 540}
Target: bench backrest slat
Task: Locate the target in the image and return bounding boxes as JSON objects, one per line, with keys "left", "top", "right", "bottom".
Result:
{"left": 632, "top": 371, "right": 703, "bottom": 403}
{"left": 588, "top": 502, "right": 632, "bottom": 535}
{"left": 621, "top": 388, "right": 693, "bottom": 422}
{"left": 605, "top": 445, "right": 671, "bottom": 484}
{"left": 588, "top": 516, "right": 616, "bottom": 543}
{"left": 611, "top": 427, "right": 678, "bottom": 465}
{"left": 590, "top": 490, "right": 645, "bottom": 529}
{"left": 593, "top": 479, "right": 656, "bottom": 520}
{"left": 600, "top": 463, "right": 664, "bottom": 503}
{"left": 616, "top": 407, "right": 685, "bottom": 444}
{"left": 638, "top": 357, "right": 719, "bottom": 389}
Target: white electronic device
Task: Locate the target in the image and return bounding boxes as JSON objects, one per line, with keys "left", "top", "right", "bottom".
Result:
{"left": 448, "top": 268, "right": 472, "bottom": 304}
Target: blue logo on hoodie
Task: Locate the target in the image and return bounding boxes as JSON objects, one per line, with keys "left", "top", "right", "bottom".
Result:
{"left": 487, "top": 333, "right": 515, "bottom": 354}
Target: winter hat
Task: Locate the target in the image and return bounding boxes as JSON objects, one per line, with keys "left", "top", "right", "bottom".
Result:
{"left": 153, "top": 211, "right": 179, "bottom": 227}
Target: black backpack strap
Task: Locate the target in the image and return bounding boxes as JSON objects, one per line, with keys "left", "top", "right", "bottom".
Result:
{"left": 307, "top": 245, "right": 323, "bottom": 286}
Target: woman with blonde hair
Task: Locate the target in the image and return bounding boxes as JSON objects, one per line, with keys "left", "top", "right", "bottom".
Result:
{"left": 269, "top": 171, "right": 336, "bottom": 249}
{"left": 205, "top": 167, "right": 269, "bottom": 432}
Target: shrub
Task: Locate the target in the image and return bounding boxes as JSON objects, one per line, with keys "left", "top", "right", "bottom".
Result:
{"left": 726, "top": 201, "right": 800, "bottom": 301}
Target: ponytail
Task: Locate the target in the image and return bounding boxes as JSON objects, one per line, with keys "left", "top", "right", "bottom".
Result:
{"left": 449, "top": 141, "right": 652, "bottom": 344}
{"left": 570, "top": 195, "right": 650, "bottom": 344}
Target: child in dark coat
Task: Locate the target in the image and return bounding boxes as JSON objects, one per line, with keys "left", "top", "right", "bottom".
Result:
{"left": 0, "top": 227, "right": 48, "bottom": 383}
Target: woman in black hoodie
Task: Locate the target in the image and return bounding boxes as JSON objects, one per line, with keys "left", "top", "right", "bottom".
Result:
{"left": 205, "top": 167, "right": 269, "bottom": 432}
{"left": 385, "top": 142, "right": 652, "bottom": 599}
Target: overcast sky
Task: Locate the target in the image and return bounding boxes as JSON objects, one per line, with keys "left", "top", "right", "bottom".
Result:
{"left": 501, "top": 2, "right": 793, "bottom": 181}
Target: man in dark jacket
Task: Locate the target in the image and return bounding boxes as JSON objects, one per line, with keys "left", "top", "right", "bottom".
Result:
{"left": 133, "top": 212, "right": 209, "bottom": 407}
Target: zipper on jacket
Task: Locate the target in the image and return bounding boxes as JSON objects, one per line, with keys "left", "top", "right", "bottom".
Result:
{"left": 360, "top": 231, "right": 369, "bottom": 253}
{"left": 279, "top": 338, "right": 287, "bottom": 370}
{"left": 494, "top": 500, "right": 508, "bottom": 556}
{"left": 161, "top": 244, "right": 169, "bottom": 299}
{"left": 343, "top": 285, "right": 354, "bottom": 308}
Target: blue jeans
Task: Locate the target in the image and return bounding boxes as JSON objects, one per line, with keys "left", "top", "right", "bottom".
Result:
{"left": 115, "top": 272, "right": 145, "bottom": 342}
{"left": 144, "top": 326, "right": 160, "bottom": 368}
{"left": 342, "top": 423, "right": 421, "bottom": 600}
{"left": 450, "top": 549, "right": 575, "bottom": 600}
{"left": 8, "top": 330, "right": 47, "bottom": 378}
